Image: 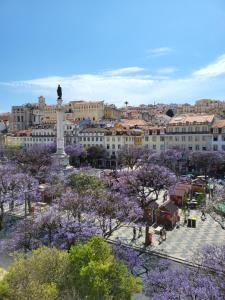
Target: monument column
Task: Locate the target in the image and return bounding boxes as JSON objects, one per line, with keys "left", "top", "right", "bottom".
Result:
{"left": 56, "top": 98, "right": 66, "bottom": 155}
{"left": 53, "top": 85, "right": 69, "bottom": 168}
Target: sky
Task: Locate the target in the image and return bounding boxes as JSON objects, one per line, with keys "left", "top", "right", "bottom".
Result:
{"left": 1, "top": 0, "right": 225, "bottom": 111}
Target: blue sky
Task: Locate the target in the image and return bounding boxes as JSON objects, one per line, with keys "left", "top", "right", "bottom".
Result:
{"left": 1, "top": 0, "right": 225, "bottom": 111}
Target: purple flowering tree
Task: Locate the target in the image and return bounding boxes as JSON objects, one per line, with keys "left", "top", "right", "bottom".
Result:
{"left": 110, "top": 164, "right": 176, "bottom": 244}
{"left": 144, "top": 244, "right": 225, "bottom": 299}
{"left": 14, "top": 144, "right": 53, "bottom": 179}
{"left": 86, "top": 145, "right": 108, "bottom": 167}
{"left": 65, "top": 143, "right": 87, "bottom": 166}
{"left": 117, "top": 145, "right": 150, "bottom": 169}
{"left": 89, "top": 189, "right": 140, "bottom": 238}
{"left": 189, "top": 151, "right": 224, "bottom": 180}
{"left": 0, "top": 164, "right": 40, "bottom": 230}
{"left": 149, "top": 148, "right": 188, "bottom": 174}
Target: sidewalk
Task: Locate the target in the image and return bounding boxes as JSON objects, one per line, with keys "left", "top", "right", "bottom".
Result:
{"left": 110, "top": 210, "right": 225, "bottom": 261}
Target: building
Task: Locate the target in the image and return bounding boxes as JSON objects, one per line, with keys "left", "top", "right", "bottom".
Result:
{"left": 165, "top": 114, "right": 215, "bottom": 151}
{"left": 77, "top": 122, "right": 166, "bottom": 157}
{"left": 0, "top": 113, "right": 10, "bottom": 132}
{"left": 176, "top": 99, "right": 225, "bottom": 116}
{"left": 104, "top": 104, "right": 121, "bottom": 120}
{"left": 211, "top": 119, "right": 225, "bottom": 151}
{"left": 6, "top": 127, "right": 56, "bottom": 148}
{"left": 10, "top": 103, "right": 37, "bottom": 130}
{"left": 67, "top": 100, "right": 104, "bottom": 121}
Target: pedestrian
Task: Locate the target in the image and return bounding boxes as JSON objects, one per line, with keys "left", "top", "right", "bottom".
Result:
{"left": 133, "top": 226, "right": 136, "bottom": 240}
{"left": 163, "top": 229, "right": 167, "bottom": 240}
{"left": 201, "top": 209, "right": 206, "bottom": 220}
{"left": 138, "top": 226, "right": 142, "bottom": 238}
{"left": 159, "top": 229, "right": 163, "bottom": 244}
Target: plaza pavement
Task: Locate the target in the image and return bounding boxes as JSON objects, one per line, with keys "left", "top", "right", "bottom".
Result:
{"left": 110, "top": 210, "right": 225, "bottom": 262}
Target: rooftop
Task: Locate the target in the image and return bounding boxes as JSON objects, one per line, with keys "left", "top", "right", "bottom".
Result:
{"left": 211, "top": 119, "right": 225, "bottom": 129}
{"left": 169, "top": 114, "right": 214, "bottom": 125}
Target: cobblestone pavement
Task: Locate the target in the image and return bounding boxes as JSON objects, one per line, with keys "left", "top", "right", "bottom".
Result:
{"left": 110, "top": 210, "right": 225, "bottom": 261}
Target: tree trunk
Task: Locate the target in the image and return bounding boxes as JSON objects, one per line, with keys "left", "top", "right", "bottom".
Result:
{"left": 27, "top": 197, "right": 32, "bottom": 213}
{"left": 145, "top": 225, "right": 149, "bottom": 245}
{"left": 0, "top": 203, "right": 4, "bottom": 231}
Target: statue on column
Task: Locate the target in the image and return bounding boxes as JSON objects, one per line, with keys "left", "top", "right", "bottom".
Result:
{"left": 57, "top": 85, "right": 62, "bottom": 100}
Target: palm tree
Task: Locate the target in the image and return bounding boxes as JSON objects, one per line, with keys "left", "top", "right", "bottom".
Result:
{"left": 124, "top": 101, "right": 128, "bottom": 107}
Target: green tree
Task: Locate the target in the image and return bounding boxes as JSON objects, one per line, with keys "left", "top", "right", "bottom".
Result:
{"left": 68, "top": 236, "right": 142, "bottom": 300}
{"left": 68, "top": 172, "right": 103, "bottom": 195}
{"left": 0, "top": 247, "right": 72, "bottom": 300}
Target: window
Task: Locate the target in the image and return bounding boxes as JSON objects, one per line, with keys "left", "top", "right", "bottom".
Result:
{"left": 145, "top": 137, "right": 149, "bottom": 142}
{"left": 153, "top": 144, "right": 156, "bottom": 150}
{"left": 118, "top": 144, "right": 121, "bottom": 149}
{"left": 195, "top": 145, "right": 200, "bottom": 150}
{"left": 96, "top": 137, "right": 98, "bottom": 142}
{"left": 213, "top": 136, "right": 218, "bottom": 141}
{"left": 188, "top": 146, "right": 192, "bottom": 150}
{"left": 160, "top": 136, "right": 164, "bottom": 142}
{"left": 112, "top": 144, "right": 115, "bottom": 149}
{"left": 100, "top": 137, "right": 103, "bottom": 141}
{"left": 202, "top": 136, "right": 206, "bottom": 141}
{"left": 175, "top": 136, "right": 179, "bottom": 141}
{"left": 195, "top": 136, "right": 199, "bottom": 141}
{"left": 188, "top": 136, "right": 192, "bottom": 141}
{"left": 92, "top": 137, "right": 94, "bottom": 141}
{"left": 117, "top": 137, "right": 121, "bottom": 142}
{"left": 182, "top": 136, "right": 186, "bottom": 141}
{"left": 152, "top": 136, "right": 157, "bottom": 142}
{"left": 213, "top": 145, "right": 218, "bottom": 151}
{"left": 17, "top": 116, "right": 20, "bottom": 122}
{"left": 182, "top": 127, "right": 186, "bottom": 132}
{"left": 112, "top": 137, "right": 115, "bottom": 142}
{"left": 107, "top": 144, "right": 110, "bottom": 149}
{"left": 202, "top": 146, "right": 206, "bottom": 151}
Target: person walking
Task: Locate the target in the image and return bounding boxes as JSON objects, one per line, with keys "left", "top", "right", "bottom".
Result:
{"left": 159, "top": 229, "right": 163, "bottom": 244}
{"left": 201, "top": 209, "right": 206, "bottom": 220}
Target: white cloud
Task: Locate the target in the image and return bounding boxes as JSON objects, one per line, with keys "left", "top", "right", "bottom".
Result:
{"left": 147, "top": 47, "right": 173, "bottom": 57}
{"left": 103, "top": 66, "right": 145, "bottom": 76}
{"left": 2, "top": 56, "right": 225, "bottom": 107}
{"left": 156, "top": 67, "right": 177, "bottom": 74}
{"left": 193, "top": 54, "right": 225, "bottom": 78}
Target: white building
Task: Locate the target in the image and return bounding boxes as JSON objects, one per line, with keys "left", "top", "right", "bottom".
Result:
{"left": 165, "top": 114, "right": 215, "bottom": 151}
{"left": 211, "top": 120, "right": 225, "bottom": 151}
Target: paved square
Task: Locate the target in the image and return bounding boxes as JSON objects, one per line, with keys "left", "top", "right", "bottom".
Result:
{"left": 110, "top": 210, "right": 225, "bottom": 261}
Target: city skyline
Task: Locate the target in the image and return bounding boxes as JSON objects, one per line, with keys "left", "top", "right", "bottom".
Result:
{"left": 1, "top": 0, "right": 225, "bottom": 111}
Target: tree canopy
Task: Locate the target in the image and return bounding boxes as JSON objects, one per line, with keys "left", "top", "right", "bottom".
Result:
{"left": 0, "top": 237, "right": 141, "bottom": 300}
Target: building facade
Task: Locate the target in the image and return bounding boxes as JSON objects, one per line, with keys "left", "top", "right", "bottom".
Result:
{"left": 165, "top": 114, "right": 215, "bottom": 151}
{"left": 211, "top": 120, "right": 225, "bottom": 151}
